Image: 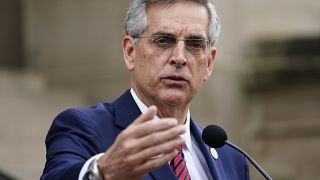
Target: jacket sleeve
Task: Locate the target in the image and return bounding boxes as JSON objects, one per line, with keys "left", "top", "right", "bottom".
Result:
{"left": 41, "top": 109, "right": 102, "bottom": 180}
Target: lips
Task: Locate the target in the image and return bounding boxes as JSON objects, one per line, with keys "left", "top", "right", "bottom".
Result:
{"left": 161, "top": 74, "right": 189, "bottom": 81}
{"left": 160, "top": 74, "right": 190, "bottom": 86}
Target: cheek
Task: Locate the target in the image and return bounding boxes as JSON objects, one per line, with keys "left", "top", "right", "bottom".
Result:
{"left": 135, "top": 52, "right": 159, "bottom": 81}
{"left": 190, "top": 60, "right": 208, "bottom": 84}
{"left": 140, "top": 48, "right": 167, "bottom": 70}
{"left": 192, "top": 60, "right": 207, "bottom": 74}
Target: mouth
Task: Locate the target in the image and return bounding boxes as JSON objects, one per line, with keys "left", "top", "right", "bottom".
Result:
{"left": 162, "top": 74, "right": 189, "bottom": 81}
{"left": 160, "top": 74, "right": 189, "bottom": 86}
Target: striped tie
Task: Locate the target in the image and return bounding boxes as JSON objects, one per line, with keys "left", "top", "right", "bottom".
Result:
{"left": 170, "top": 147, "right": 191, "bottom": 180}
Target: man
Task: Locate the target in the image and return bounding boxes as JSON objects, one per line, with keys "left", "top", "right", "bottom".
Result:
{"left": 41, "top": 0, "right": 249, "bottom": 179}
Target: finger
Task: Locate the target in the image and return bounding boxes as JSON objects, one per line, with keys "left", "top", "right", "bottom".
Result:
{"left": 127, "top": 118, "right": 178, "bottom": 138}
{"left": 133, "top": 149, "right": 178, "bottom": 175}
{"left": 136, "top": 124, "right": 185, "bottom": 150}
{"left": 124, "top": 125, "right": 185, "bottom": 163}
{"left": 115, "top": 119, "right": 182, "bottom": 160}
{"left": 131, "top": 105, "right": 157, "bottom": 126}
{"left": 126, "top": 136, "right": 185, "bottom": 165}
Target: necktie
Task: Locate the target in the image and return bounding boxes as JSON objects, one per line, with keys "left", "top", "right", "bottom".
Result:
{"left": 170, "top": 147, "right": 191, "bottom": 180}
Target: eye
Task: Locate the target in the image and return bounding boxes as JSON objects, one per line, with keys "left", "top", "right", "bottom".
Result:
{"left": 186, "top": 39, "right": 205, "bottom": 49}
{"left": 152, "top": 36, "right": 176, "bottom": 47}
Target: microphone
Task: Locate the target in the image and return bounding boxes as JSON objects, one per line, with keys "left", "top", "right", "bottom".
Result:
{"left": 202, "top": 125, "right": 272, "bottom": 180}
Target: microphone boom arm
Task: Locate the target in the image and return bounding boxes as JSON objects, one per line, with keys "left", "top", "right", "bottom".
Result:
{"left": 225, "top": 141, "right": 272, "bottom": 180}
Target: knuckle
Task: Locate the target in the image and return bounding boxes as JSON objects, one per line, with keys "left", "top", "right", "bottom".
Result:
{"left": 122, "top": 140, "right": 134, "bottom": 151}
{"left": 123, "top": 156, "right": 135, "bottom": 167}
{"left": 119, "top": 129, "right": 130, "bottom": 140}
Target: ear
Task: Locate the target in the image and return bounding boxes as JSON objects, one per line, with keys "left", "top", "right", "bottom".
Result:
{"left": 204, "top": 47, "right": 217, "bottom": 82}
{"left": 122, "top": 35, "right": 136, "bottom": 71}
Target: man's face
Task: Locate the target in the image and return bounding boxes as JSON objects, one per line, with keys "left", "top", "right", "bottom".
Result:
{"left": 123, "top": 2, "right": 216, "bottom": 109}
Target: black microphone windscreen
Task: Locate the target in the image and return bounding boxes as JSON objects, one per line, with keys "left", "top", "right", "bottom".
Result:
{"left": 202, "top": 125, "right": 228, "bottom": 148}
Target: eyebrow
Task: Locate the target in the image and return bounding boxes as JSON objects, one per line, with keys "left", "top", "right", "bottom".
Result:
{"left": 187, "top": 35, "right": 207, "bottom": 40}
{"left": 151, "top": 31, "right": 175, "bottom": 37}
{"left": 151, "top": 31, "right": 207, "bottom": 40}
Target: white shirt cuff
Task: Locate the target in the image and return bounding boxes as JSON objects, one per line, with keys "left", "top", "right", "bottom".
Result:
{"left": 78, "top": 153, "right": 104, "bottom": 180}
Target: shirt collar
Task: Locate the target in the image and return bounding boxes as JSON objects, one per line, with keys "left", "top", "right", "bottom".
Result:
{"left": 130, "top": 88, "right": 192, "bottom": 151}
{"left": 130, "top": 88, "right": 149, "bottom": 114}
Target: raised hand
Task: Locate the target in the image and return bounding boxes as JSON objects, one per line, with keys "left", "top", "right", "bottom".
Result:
{"left": 97, "top": 106, "right": 186, "bottom": 180}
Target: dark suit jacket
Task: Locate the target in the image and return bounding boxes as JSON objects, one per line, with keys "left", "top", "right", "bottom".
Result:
{"left": 41, "top": 90, "right": 250, "bottom": 180}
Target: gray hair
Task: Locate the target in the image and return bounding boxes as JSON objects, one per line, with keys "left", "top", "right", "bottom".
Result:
{"left": 125, "top": 0, "right": 221, "bottom": 48}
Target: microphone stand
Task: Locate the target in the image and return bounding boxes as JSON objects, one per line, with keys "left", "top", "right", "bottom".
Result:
{"left": 225, "top": 141, "right": 272, "bottom": 180}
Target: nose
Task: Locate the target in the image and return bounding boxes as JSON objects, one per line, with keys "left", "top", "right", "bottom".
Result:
{"left": 169, "top": 41, "right": 187, "bottom": 68}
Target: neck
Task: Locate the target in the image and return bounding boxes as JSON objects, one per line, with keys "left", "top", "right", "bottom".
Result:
{"left": 156, "top": 103, "right": 189, "bottom": 124}
{"left": 132, "top": 86, "right": 189, "bottom": 124}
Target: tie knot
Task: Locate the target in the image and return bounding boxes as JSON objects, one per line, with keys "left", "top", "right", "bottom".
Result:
{"left": 176, "top": 146, "right": 182, "bottom": 152}
{"left": 176, "top": 146, "right": 185, "bottom": 159}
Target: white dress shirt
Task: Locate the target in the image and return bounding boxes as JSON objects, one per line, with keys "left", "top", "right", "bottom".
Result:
{"left": 79, "top": 89, "right": 213, "bottom": 180}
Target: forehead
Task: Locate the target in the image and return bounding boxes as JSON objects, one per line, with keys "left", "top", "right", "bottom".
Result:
{"left": 145, "top": 2, "right": 209, "bottom": 38}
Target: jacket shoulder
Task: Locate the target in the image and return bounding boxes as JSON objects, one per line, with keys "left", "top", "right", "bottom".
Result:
{"left": 42, "top": 103, "right": 117, "bottom": 180}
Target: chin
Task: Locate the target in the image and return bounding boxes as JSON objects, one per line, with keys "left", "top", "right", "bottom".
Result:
{"left": 159, "top": 90, "right": 188, "bottom": 106}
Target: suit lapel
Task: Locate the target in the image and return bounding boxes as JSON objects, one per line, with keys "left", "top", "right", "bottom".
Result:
{"left": 190, "top": 119, "right": 221, "bottom": 180}
{"left": 113, "top": 89, "right": 142, "bottom": 129}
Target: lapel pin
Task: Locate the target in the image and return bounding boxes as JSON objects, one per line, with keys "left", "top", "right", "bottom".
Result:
{"left": 210, "top": 148, "right": 218, "bottom": 160}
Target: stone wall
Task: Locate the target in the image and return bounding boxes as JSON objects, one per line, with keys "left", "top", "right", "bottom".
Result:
{"left": 0, "top": 0, "right": 319, "bottom": 179}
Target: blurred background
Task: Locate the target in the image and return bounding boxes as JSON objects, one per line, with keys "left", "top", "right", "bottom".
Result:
{"left": 0, "top": 0, "right": 319, "bottom": 179}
